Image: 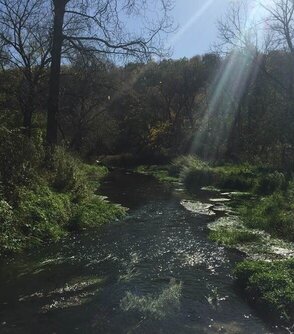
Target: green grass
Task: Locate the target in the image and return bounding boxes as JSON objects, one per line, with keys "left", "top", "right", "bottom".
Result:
{"left": 168, "top": 156, "right": 294, "bottom": 326}
{"left": 235, "top": 259, "right": 294, "bottom": 324}
{"left": 136, "top": 165, "right": 178, "bottom": 183}
{"left": 0, "top": 145, "right": 127, "bottom": 256}
{"left": 70, "top": 196, "right": 126, "bottom": 230}
{"left": 239, "top": 192, "right": 294, "bottom": 242}
{"left": 209, "top": 228, "right": 262, "bottom": 246}
{"left": 172, "top": 155, "right": 286, "bottom": 194}
{"left": 17, "top": 185, "right": 72, "bottom": 243}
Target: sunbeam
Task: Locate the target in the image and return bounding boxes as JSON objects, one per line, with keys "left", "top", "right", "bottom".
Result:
{"left": 166, "top": 0, "right": 215, "bottom": 50}
{"left": 189, "top": 0, "right": 265, "bottom": 161}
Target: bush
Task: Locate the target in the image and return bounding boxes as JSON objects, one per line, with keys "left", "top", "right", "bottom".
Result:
{"left": 235, "top": 259, "right": 294, "bottom": 323}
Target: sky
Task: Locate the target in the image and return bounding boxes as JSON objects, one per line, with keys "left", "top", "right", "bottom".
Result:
{"left": 168, "top": 0, "right": 233, "bottom": 59}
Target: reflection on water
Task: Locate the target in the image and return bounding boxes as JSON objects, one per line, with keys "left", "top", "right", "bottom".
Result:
{"left": 0, "top": 171, "right": 283, "bottom": 333}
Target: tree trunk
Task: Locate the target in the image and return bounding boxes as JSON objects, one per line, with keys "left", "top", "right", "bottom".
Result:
{"left": 46, "top": 0, "right": 66, "bottom": 145}
{"left": 22, "top": 83, "right": 34, "bottom": 137}
{"left": 23, "top": 106, "right": 33, "bottom": 137}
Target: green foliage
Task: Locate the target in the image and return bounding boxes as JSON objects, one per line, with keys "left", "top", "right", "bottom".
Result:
{"left": 120, "top": 279, "right": 182, "bottom": 320}
{"left": 136, "top": 165, "right": 178, "bottom": 183}
{"left": 17, "top": 185, "right": 72, "bottom": 242}
{"left": 0, "top": 127, "right": 44, "bottom": 203}
{"left": 49, "top": 147, "right": 108, "bottom": 202}
{"left": 209, "top": 228, "right": 261, "bottom": 246}
{"left": 214, "top": 164, "right": 257, "bottom": 191}
{"left": 240, "top": 192, "right": 294, "bottom": 241}
{"left": 176, "top": 156, "right": 287, "bottom": 194}
{"left": 70, "top": 196, "right": 126, "bottom": 230}
{"left": 0, "top": 133, "right": 124, "bottom": 254}
{"left": 254, "top": 171, "right": 287, "bottom": 195}
{"left": 0, "top": 199, "right": 24, "bottom": 254}
{"left": 170, "top": 155, "right": 209, "bottom": 176}
{"left": 177, "top": 156, "right": 257, "bottom": 192}
{"left": 49, "top": 147, "right": 89, "bottom": 200}
{"left": 235, "top": 259, "right": 294, "bottom": 323}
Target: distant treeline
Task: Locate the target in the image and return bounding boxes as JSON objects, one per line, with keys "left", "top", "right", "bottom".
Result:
{"left": 1, "top": 50, "right": 294, "bottom": 169}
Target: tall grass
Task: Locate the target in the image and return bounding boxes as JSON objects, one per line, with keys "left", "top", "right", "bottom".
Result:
{"left": 0, "top": 134, "right": 126, "bottom": 255}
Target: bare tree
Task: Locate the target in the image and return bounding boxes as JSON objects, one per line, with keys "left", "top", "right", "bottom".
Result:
{"left": 46, "top": 0, "right": 175, "bottom": 145}
{"left": 216, "top": 0, "right": 292, "bottom": 97}
{"left": 264, "top": 0, "right": 294, "bottom": 97}
{"left": 217, "top": 0, "right": 294, "bottom": 164}
{"left": 0, "top": 0, "right": 51, "bottom": 136}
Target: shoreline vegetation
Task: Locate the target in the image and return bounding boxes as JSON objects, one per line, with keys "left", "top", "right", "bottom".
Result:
{"left": 0, "top": 130, "right": 126, "bottom": 256}
{"left": 135, "top": 155, "right": 294, "bottom": 326}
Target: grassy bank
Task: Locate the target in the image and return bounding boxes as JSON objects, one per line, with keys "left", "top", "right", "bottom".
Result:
{"left": 139, "top": 155, "right": 293, "bottom": 241}
{"left": 235, "top": 259, "right": 294, "bottom": 324}
{"left": 137, "top": 155, "right": 294, "bottom": 324}
{"left": 0, "top": 129, "right": 126, "bottom": 256}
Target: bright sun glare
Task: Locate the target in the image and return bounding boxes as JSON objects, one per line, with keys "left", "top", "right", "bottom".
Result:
{"left": 190, "top": 0, "right": 270, "bottom": 160}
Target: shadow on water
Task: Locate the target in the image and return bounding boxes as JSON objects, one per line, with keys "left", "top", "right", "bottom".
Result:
{"left": 0, "top": 170, "right": 285, "bottom": 333}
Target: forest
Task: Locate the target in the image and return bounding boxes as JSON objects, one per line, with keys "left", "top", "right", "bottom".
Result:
{"left": 0, "top": 0, "right": 294, "bottom": 333}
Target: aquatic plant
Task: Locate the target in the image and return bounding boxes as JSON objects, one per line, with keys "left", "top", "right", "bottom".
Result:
{"left": 120, "top": 279, "right": 182, "bottom": 320}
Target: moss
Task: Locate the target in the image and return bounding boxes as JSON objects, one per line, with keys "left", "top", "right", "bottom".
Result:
{"left": 235, "top": 259, "right": 294, "bottom": 324}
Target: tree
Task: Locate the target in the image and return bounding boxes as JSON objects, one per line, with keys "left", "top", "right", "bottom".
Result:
{"left": 46, "top": 0, "right": 174, "bottom": 145}
{"left": 0, "top": 0, "right": 51, "bottom": 136}
{"left": 212, "top": 0, "right": 294, "bottom": 167}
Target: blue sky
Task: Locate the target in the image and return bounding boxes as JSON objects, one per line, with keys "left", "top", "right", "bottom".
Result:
{"left": 169, "top": 0, "right": 232, "bottom": 58}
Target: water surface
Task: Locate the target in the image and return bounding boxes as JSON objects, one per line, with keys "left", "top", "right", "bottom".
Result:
{"left": 0, "top": 171, "right": 281, "bottom": 333}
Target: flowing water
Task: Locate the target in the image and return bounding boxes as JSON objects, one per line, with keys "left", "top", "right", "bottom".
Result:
{"left": 0, "top": 171, "right": 284, "bottom": 333}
